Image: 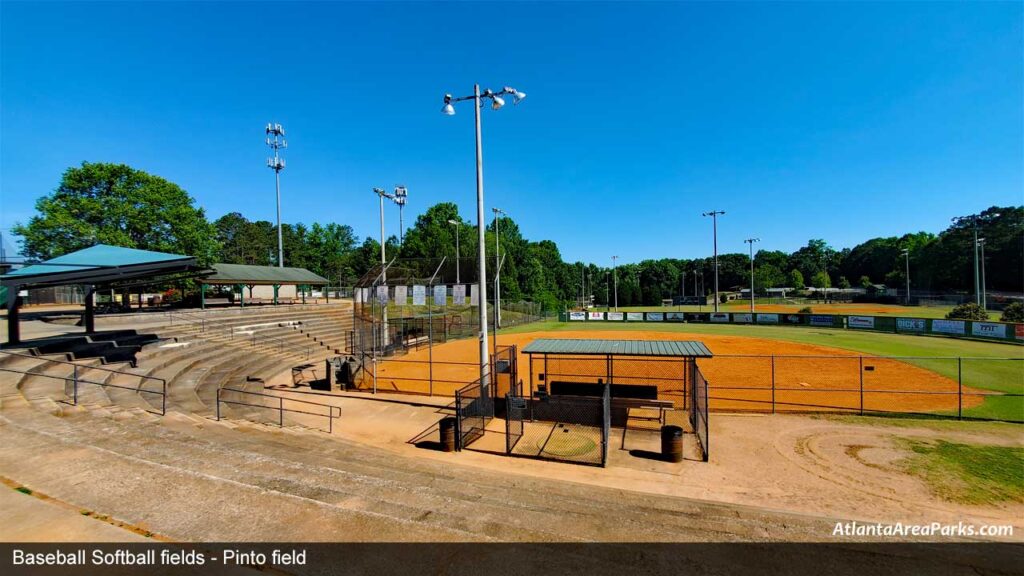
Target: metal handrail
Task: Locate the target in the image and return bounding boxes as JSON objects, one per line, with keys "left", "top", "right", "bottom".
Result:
{"left": 0, "top": 359, "right": 167, "bottom": 415}
{"left": 250, "top": 332, "right": 313, "bottom": 360}
{"left": 165, "top": 310, "right": 207, "bottom": 332}
{"left": 216, "top": 387, "right": 340, "bottom": 433}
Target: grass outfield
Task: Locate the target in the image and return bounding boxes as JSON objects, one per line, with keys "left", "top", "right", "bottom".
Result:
{"left": 502, "top": 320, "right": 1024, "bottom": 422}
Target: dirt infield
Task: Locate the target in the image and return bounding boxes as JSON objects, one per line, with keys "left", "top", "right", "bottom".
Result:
{"left": 356, "top": 330, "right": 983, "bottom": 415}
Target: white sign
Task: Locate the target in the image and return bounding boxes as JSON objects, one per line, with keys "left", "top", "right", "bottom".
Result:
{"left": 412, "top": 285, "right": 426, "bottom": 306}
{"left": 849, "top": 316, "right": 875, "bottom": 329}
{"left": 646, "top": 312, "right": 664, "bottom": 321}
{"left": 897, "top": 318, "right": 926, "bottom": 332}
{"left": 452, "top": 284, "right": 466, "bottom": 305}
{"left": 354, "top": 288, "right": 363, "bottom": 303}
{"left": 569, "top": 311, "right": 586, "bottom": 321}
{"left": 470, "top": 285, "right": 478, "bottom": 306}
{"left": 732, "top": 313, "right": 752, "bottom": 324}
{"left": 971, "top": 322, "right": 1006, "bottom": 338}
{"left": 394, "top": 285, "right": 408, "bottom": 305}
{"left": 931, "top": 319, "right": 965, "bottom": 335}
{"left": 588, "top": 312, "right": 605, "bottom": 320}
{"left": 756, "top": 313, "right": 779, "bottom": 324}
{"left": 710, "top": 313, "right": 730, "bottom": 323}
{"left": 433, "top": 285, "right": 447, "bottom": 306}
{"left": 376, "top": 285, "right": 389, "bottom": 304}
{"left": 626, "top": 312, "right": 644, "bottom": 321}
{"left": 607, "top": 312, "right": 624, "bottom": 321}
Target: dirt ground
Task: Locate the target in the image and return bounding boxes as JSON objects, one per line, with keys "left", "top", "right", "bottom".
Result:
{"left": 356, "top": 330, "right": 981, "bottom": 416}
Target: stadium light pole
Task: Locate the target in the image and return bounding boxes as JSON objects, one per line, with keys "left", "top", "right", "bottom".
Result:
{"left": 492, "top": 207, "right": 507, "bottom": 354}
{"left": 394, "top": 186, "right": 408, "bottom": 246}
{"left": 978, "top": 238, "right": 987, "bottom": 311}
{"left": 744, "top": 238, "right": 760, "bottom": 313}
{"left": 612, "top": 255, "right": 619, "bottom": 311}
{"left": 901, "top": 248, "right": 911, "bottom": 306}
{"left": 265, "top": 123, "right": 287, "bottom": 267}
{"left": 702, "top": 211, "right": 726, "bottom": 312}
{"left": 951, "top": 214, "right": 983, "bottom": 306}
{"left": 448, "top": 219, "right": 461, "bottom": 284}
{"left": 679, "top": 270, "right": 686, "bottom": 311}
{"left": 441, "top": 84, "right": 526, "bottom": 392}
{"left": 373, "top": 187, "right": 394, "bottom": 351}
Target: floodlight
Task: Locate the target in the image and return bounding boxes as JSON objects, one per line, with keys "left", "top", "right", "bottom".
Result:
{"left": 491, "top": 96, "right": 505, "bottom": 110}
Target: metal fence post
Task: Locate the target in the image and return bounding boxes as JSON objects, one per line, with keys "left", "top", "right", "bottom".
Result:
{"left": 73, "top": 364, "right": 79, "bottom": 405}
{"left": 216, "top": 389, "right": 221, "bottom": 421}
{"left": 957, "top": 357, "right": 963, "bottom": 420}
{"left": 859, "top": 356, "right": 864, "bottom": 415}
{"left": 770, "top": 355, "right": 775, "bottom": 414}
{"left": 279, "top": 396, "right": 284, "bottom": 427}
{"left": 162, "top": 380, "right": 166, "bottom": 415}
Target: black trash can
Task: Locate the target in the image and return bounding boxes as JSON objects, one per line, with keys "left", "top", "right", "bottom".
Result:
{"left": 439, "top": 417, "right": 457, "bottom": 452}
{"left": 661, "top": 425, "right": 684, "bottom": 463}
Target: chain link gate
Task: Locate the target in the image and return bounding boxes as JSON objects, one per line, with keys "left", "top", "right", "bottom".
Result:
{"left": 455, "top": 379, "right": 493, "bottom": 451}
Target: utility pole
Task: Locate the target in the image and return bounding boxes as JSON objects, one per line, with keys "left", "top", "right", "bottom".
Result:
{"left": 612, "top": 255, "right": 619, "bottom": 311}
{"left": 901, "top": 248, "right": 911, "bottom": 306}
{"left": 265, "top": 123, "right": 287, "bottom": 267}
{"left": 702, "top": 211, "right": 726, "bottom": 311}
{"left": 744, "top": 238, "right": 760, "bottom": 313}
{"left": 978, "top": 238, "right": 987, "bottom": 311}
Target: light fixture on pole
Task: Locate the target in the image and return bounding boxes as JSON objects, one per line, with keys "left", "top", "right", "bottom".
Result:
{"left": 702, "top": 211, "right": 726, "bottom": 312}
{"left": 744, "top": 238, "right": 760, "bottom": 313}
{"left": 441, "top": 84, "right": 526, "bottom": 393}
{"left": 265, "top": 123, "right": 287, "bottom": 267}
{"left": 901, "top": 248, "right": 911, "bottom": 306}
{"left": 448, "top": 219, "right": 461, "bottom": 284}
{"left": 612, "top": 256, "right": 619, "bottom": 311}
{"left": 373, "top": 187, "right": 394, "bottom": 352}
{"left": 394, "top": 186, "right": 408, "bottom": 246}
{"left": 951, "top": 213, "right": 998, "bottom": 306}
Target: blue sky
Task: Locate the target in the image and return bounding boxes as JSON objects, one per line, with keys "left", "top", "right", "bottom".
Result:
{"left": 1, "top": 1, "right": 1021, "bottom": 265}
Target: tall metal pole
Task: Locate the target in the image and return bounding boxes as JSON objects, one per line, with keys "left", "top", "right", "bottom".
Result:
{"left": 744, "top": 238, "right": 759, "bottom": 313}
{"left": 902, "top": 249, "right": 911, "bottom": 306}
{"left": 973, "top": 221, "right": 980, "bottom": 306}
{"left": 612, "top": 256, "right": 619, "bottom": 311}
{"left": 979, "top": 239, "right": 987, "bottom": 311}
{"left": 449, "top": 220, "right": 461, "bottom": 284}
{"left": 473, "top": 84, "right": 490, "bottom": 392}
{"left": 266, "top": 123, "right": 287, "bottom": 267}
{"left": 492, "top": 208, "right": 505, "bottom": 354}
{"left": 703, "top": 211, "right": 725, "bottom": 312}
{"left": 680, "top": 270, "right": 685, "bottom": 311}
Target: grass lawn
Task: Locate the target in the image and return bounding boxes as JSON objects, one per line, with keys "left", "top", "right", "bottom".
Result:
{"left": 503, "top": 320, "right": 1024, "bottom": 421}
{"left": 610, "top": 303, "right": 961, "bottom": 318}
{"left": 897, "top": 439, "right": 1024, "bottom": 505}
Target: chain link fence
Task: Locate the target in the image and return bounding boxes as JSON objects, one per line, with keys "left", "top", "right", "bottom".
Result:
{"left": 505, "top": 384, "right": 610, "bottom": 467}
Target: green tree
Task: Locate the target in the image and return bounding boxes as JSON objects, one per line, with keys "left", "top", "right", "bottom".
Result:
{"left": 810, "top": 270, "right": 832, "bottom": 289}
{"left": 13, "top": 162, "right": 219, "bottom": 265}
{"left": 1001, "top": 302, "right": 1024, "bottom": 323}
{"left": 837, "top": 276, "right": 851, "bottom": 289}
{"left": 946, "top": 303, "right": 989, "bottom": 321}
{"left": 787, "top": 269, "right": 805, "bottom": 290}
{"left": 859, "top": 275, "right": 873, "bottom": 289}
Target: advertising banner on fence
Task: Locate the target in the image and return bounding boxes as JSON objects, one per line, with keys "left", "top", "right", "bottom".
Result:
{"left": 646, "top": 312, "right": 664, "bottom": 321}
{"left": 569, "top": 311, "right": 586, "bottom": 321}
{"left": 589, "top": 312, "right": 605, "bottom": 321}
{"left": 412, "top": 285, "right": 426, "bottom": 306}
{"left": 1017, "top": 324, "right": 1024, "bottom": 340}
{"left": 710, "top": 313, "right": 730, "bottom": 323}
{"left": 756, "top": 314, "right": 779, "bottom": 324}
{"left": 376, "top": 285, "right": 389, "bottom": 304}
{"left": 394, "top": 285, "right": 408, "bottom": 305}
{"left": 433, "top": 285, "right": 447, "bottom": 306}
{"left": 810, "top": 315, "right": 834, "bottom": 327}
{"left": 354, "top": 288, "right": 363, "bottom": 303}
{"left": 783, "top": 314, "right": 803, "bottom": 325}
{"left": 607, "top": 312, "right": 624, "bottom": 321}
{"left": 732, "top": 313, "right": 752, "bottom": 324}
{"left": 452, "top": 285, "right": 465, "bottom": 305}
{"left": 849, "top": 316, "right": 875, "bottom": 329}
{"left": 686, "top": 313, "right": 707, "bottom": 323}
{"left": 666, "top": 312, "right": 686, "bottom": 322}
{"left": 627, "top": 312, "right": 644, "bottom": 321}
{"left": 469, "top": 285, "right": 478, "bottom": 306}
{"left": 971, "top": 322, "right": 1007, "bottom": 339}
{"left": 897, "top": 318, "right": 927, "bottom": 332}
{"left": 931, "top": 319, "right": 965, "bottom": 335}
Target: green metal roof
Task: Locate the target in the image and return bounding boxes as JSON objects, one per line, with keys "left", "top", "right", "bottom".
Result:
{"left": 3, "top": 244, "right": 192, "bottom": 277}
{"left": 202, "top": 263, "right": 328, "bottom": 285}
{"left": 522, "top": 338, "right": 713, "bottom": 357}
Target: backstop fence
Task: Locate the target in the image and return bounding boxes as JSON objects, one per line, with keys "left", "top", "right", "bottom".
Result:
{"left": 691, "top": 365, "right": 710, "bottom": 461}
{"left": 455, "top": 378, "right": 493, "bottom": 451}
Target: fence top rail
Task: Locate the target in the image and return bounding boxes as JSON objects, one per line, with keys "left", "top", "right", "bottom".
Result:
{"left": 0, "top": 350, "right": 167, "bottom": 385}
{"left": 219, "top": 387, "right": 341, "bottom": 415}
{"left": 707, "top": 354, "right": 1024, "bottom": 361}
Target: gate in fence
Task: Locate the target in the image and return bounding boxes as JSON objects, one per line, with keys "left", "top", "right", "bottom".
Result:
{"left": 503, "top": 383, "right": 611, "bottom": 467}
{"left": 454, "top": 378, "right": 493, "bottom": 450}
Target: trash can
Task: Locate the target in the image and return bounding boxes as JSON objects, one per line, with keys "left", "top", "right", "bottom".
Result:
{"left": 439, "top": 417, "right": 457, "bottom": 452}
{"left": 661, "top": 425, "right": 683, "bottom": 463}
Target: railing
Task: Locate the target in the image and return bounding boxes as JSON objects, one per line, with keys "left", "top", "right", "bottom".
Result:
{"left": 216, "top": 387, "right": 341, "bottom": 433}
{"left": 250, "top": 332, "right": 312, "bottom": 360}
{"left": 165, "top": 310, "right": 208, "bottom": 332}
{"left": 0, "top": 350, "right": 167, "bottom": 415}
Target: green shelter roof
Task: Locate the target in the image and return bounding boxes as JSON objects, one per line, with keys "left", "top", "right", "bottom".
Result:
{"left": 522, "top": 338, "right": 713, "bottom": 358}
{"left": 3, "top": 244, "right": 192, "bottom": 278}
{"left": 1, "top": 244, "right": 199, "bottom": 290}
{"left": 202, "top": 263, "right": 328, "bottom": 285}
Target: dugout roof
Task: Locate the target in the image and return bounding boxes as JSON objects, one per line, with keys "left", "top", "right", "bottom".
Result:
{"left": 201, "top": 263, "right": 328, "bottom": 286}
{"left": 522, "top": 338, "right": 712, "bottom": 358}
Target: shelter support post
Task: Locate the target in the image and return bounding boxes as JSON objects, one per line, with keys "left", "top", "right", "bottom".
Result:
{"left": 84, "top": 285, "right": 96, "bottom": 333}
{"left": 5, "top": 288, "right": 21, "bottom": 345}
{"left": 273, "top": 285, "right": 279, "bottom": 305}
{"left": 239, "top": 285, "right": 244, "bottom": 308}
{"left": 200, "top": 283, "right": 206, "bottom": 310}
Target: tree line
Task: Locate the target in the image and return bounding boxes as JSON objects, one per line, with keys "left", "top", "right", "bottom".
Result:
{"left": 12, "top": 163, "right": 1024, "bottom": 310}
